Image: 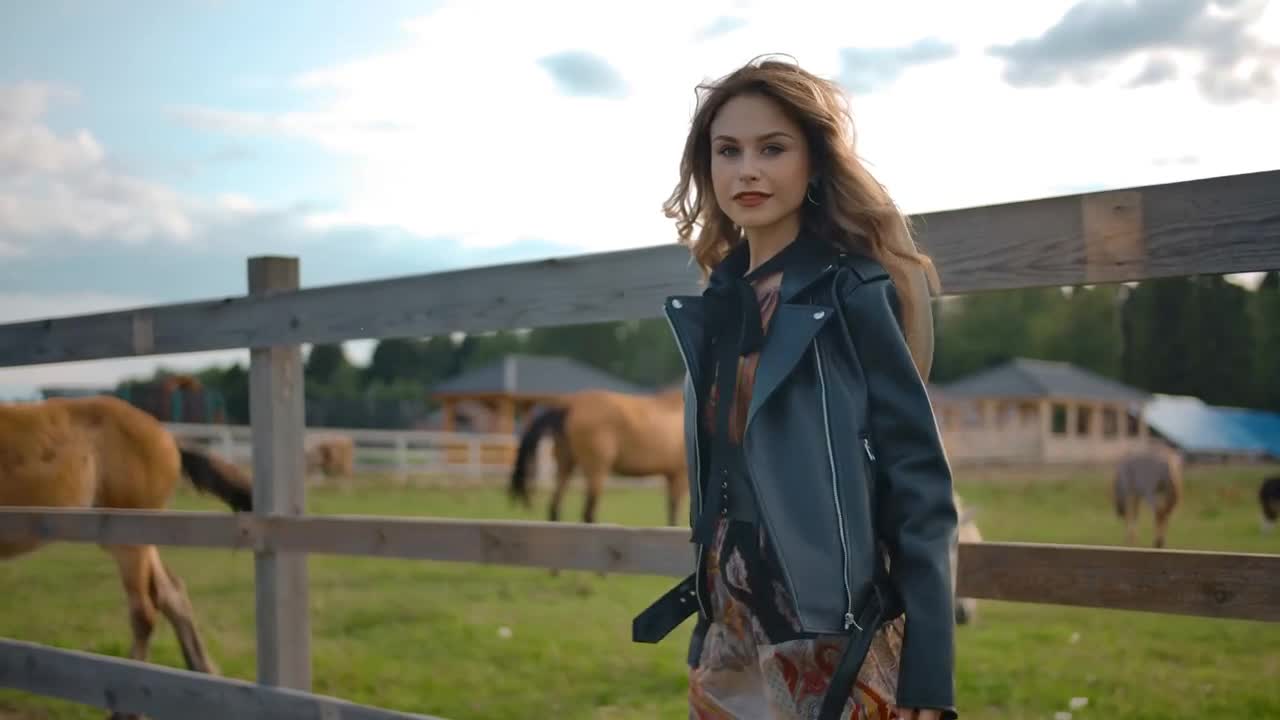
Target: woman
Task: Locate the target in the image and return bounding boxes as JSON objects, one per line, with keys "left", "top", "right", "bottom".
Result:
{"left": 632, "top": 57, "right": 959, "bottom": 720}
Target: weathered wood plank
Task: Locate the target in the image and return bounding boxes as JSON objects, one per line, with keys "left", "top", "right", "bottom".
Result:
{"left": 248, "top": 256, "right": 311, "bottom": 692}
{"left": 0, "top": 508, "right": 693, "bottom": 577}
{"left": 957, "top": 541, "right": 1280, "bottom": 622}
{"left": 0, "top": 170, "right": 1276, "bottom": 368}
{"left": 2, "top": 508, "right": 1278, "bottom": 622}
{"left": 0, "top": 638, "right": 444, "bottom": 720}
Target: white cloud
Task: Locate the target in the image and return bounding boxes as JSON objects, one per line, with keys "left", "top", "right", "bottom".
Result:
{"left": 7, "top": 0, "right": 1279, "bottom": 391}
{"left": 0, "top": 83, "right": 196, "bottom": 250}
{"left": 171, "top": 0, "right": 1279, "bottom": 256}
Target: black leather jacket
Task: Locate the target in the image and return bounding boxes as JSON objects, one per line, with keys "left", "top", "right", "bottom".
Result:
{"left": 633, "top": 233, "right": 959, "bottom": 719}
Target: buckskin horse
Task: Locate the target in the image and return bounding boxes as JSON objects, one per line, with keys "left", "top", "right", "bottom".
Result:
{"left": 0, "top": 393, "right": 252, "bottom": 706}
{"left": 509, "top": 385, "right": 687, "bottom": 526}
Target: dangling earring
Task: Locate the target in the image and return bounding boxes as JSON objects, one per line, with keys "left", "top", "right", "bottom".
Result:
{"left": 806, "top": 177, "right": 821, "bottom": 206}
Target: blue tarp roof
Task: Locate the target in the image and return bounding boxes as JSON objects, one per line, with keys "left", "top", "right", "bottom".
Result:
{"left": 1143, "top": 394, "right": 1280, "bottom": 459}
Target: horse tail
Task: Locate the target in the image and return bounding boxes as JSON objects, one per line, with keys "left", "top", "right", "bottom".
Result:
{"left": 510, "top": 407, "right": 568, "bottom": 507}
{"left": 180, "top": 447, "right": 253, "bottom": 512}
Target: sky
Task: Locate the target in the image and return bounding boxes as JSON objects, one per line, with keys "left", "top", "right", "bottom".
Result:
{"left": 1, "top": 0, "right": 1278, "bottom": 397}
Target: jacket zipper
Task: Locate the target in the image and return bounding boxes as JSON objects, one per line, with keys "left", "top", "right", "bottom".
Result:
{"left": 813, "top": 336, "right": 858, "bottom": 631}
{"left": 663, "top": 302, "right": 709, "bottom": 620}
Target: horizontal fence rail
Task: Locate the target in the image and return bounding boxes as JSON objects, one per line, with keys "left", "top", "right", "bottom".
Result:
{"left": 2, "top": 508, "right": 1277, "bottom": 623}
{"left": 0, "top": 638, "right": 444, "bottom": 720}
{"left": 1, "top": 170, "right": 1278, "bottom": 369}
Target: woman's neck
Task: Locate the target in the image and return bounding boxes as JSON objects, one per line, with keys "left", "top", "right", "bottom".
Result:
{"left": 743, "top": 212, "right": 801, "bottom": 275}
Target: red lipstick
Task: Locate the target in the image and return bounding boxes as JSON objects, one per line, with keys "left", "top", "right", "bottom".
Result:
{"left": 734, "top": 191, "right": 770, "bottom": 207}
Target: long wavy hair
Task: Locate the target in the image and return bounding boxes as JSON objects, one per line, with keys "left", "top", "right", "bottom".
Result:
{"left": 662, "top": 56, "right": 941, "bottom": 367}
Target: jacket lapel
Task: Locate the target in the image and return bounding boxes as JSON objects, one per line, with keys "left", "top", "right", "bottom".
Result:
{"left": 663, "top": 295, "right": 711, "bottom": 388}
{"left": 746, "top": 302, "right": 835, "bottom": 428}
{"left": 669, "top": 227, "right": 845, "bottom": 431}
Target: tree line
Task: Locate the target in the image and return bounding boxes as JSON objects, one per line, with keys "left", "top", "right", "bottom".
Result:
{"left": 150, "top": 271, "right": 1278, "bottom": 429}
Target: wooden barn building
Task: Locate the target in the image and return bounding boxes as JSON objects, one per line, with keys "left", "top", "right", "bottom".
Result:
{"left": 930, "top": 358, "right": 1155, "bottom": 465}
{"left": 428, "top": 354, "right": 649, "bottom": 434}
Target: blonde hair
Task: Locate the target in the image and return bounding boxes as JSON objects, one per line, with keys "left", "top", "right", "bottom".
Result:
{"left": 663, "top": 56, "right": 941, "bottom": 368}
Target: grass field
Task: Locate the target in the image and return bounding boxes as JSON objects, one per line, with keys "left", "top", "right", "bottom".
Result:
{"left": 2, "top": 463, "right": 1278, "bottom": 719}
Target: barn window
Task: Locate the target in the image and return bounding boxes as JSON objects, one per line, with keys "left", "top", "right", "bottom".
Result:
{"left": 1102, "top": 407, "right": 1119, "bottom": 438}
{"left": 1076, "top": 405, "right": 1092, "bottom": 436}
{"left": 1052, "top": 403, "right": 1068, "bottom": 434}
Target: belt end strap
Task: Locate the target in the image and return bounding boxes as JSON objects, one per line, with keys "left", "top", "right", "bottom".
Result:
{"left": 817, "top": 596, "right": 886, "bottom": 720}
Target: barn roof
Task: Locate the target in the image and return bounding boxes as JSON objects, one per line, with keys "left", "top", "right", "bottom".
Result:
{"left": 938, "top": 358, "right": 1150, "bottom": 404}
{"left": 1142, "top": 394, "right": 1280, "bottom": 459}
{"left": 429, "top": 354, "right": 650, "bottom": 397}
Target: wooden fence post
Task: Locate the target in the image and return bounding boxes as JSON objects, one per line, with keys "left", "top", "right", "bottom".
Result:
{"left": 247, "top": 256, "right": 311, "bottom": 691}
{"left": 394, "top": 436, "right": 409, "bottom": 484}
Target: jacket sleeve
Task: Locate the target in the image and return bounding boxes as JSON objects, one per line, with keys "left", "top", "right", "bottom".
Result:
{"left": 842, "top": 274, "right": 959, "bottom": 718}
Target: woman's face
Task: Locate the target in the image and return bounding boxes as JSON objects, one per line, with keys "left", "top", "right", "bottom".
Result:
{"left": 708, "top": 92, "right": 812, "bottom": 236}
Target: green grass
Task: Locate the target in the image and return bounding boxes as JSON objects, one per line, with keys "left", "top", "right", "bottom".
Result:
{"left": 2, "top": 464, "right": 1278, "bottom": 719}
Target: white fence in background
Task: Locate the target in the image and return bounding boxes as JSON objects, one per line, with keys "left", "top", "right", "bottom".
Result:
{"left": 164, "top": 421, "right": 543, "bottom": 484}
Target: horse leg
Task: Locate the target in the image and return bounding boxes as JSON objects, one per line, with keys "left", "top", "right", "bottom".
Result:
{"left": 1122, "top": 498, "right": 1139, "bottom": 546}
{"left": 547, "top": 440, "right": 575, "bottom": 523}
{"left": 664, "top": 471, "right": 686, "bottom": 527}
{"left": 582, "top": 469, "right": 605, "bottom": 525}
{"left": 1153, "top": 496, "right": 1175, "bottom": 549}
{"left": 149, "top": 548, "right": 219, "bottom": 675}
{"left": 545, "top": 460, "right": 575, "bottom": 577}
{"left": 1153, "top": 511, "right": 1169, "bottom": 548}
{"left": 105, "top": 546, "right": 160, "bottom": 720}
{"left": 548, "top": 463, "right": 572, "bottom": 523}
{"left": 109, "top": 545, "right": 218, "bottom": 673}
{"left": 107, "top": 546, "right": 159, "bottom": 664}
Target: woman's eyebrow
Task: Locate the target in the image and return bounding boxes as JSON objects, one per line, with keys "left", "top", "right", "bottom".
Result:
{"left": 712, "top": 131, "right": 795, "bottom": 143}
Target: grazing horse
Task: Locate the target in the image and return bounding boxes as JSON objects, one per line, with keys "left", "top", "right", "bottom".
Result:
{"left": 0, "top": 393, "right": 251, "bottom": 710}
{"left": 1260, "top": 474, "right": 1280, "bottom": 533}
{"left": 305, "top": 434, "right": 355, "bottom": 479}
{"left": 509, "top": 385, "right": 687, "bottom": 526}
{"left": 1112, "top": 446, "right": 1184, "bottom": 548}
{"left": 951, "top": 491, "right": 984, "bottom": 625}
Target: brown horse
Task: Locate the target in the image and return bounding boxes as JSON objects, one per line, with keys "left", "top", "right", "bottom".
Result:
{"left": 305, "top": 433, "right": 355, "bottom": 479}
{"left": 1112, "top": 445, "right": 1184, "bottom": 548}
{"left": 509, "top": 385, "right": 687, "bottom": 526}
{"left": 1, "top": 393, "right": 252, "bottom": 711}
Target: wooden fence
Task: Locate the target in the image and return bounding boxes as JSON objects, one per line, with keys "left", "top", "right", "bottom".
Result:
{"left": 2, "top": 169, "right": 1280, "bottom": 718}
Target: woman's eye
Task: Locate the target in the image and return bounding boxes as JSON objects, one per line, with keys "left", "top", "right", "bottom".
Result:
{"left": 716, "top": 146, "right": 739, "bottom": 157}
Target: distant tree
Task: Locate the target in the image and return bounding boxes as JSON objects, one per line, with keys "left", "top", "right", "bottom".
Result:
{"left": 364, "top": 338, "right": 423, "bottom": 387}
{"left": 1252, "top": 270, "right": 1280, "bottom": 409}
{"left": 305, "top": 343, "right": 350, "bottom": 385}
{"left": 1031, "top": 285, "right": 1124, "bottom": 378}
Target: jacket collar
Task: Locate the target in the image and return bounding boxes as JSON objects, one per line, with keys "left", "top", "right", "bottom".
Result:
{"left": 704, "top": 222, "right": 842, "bottom": 305}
